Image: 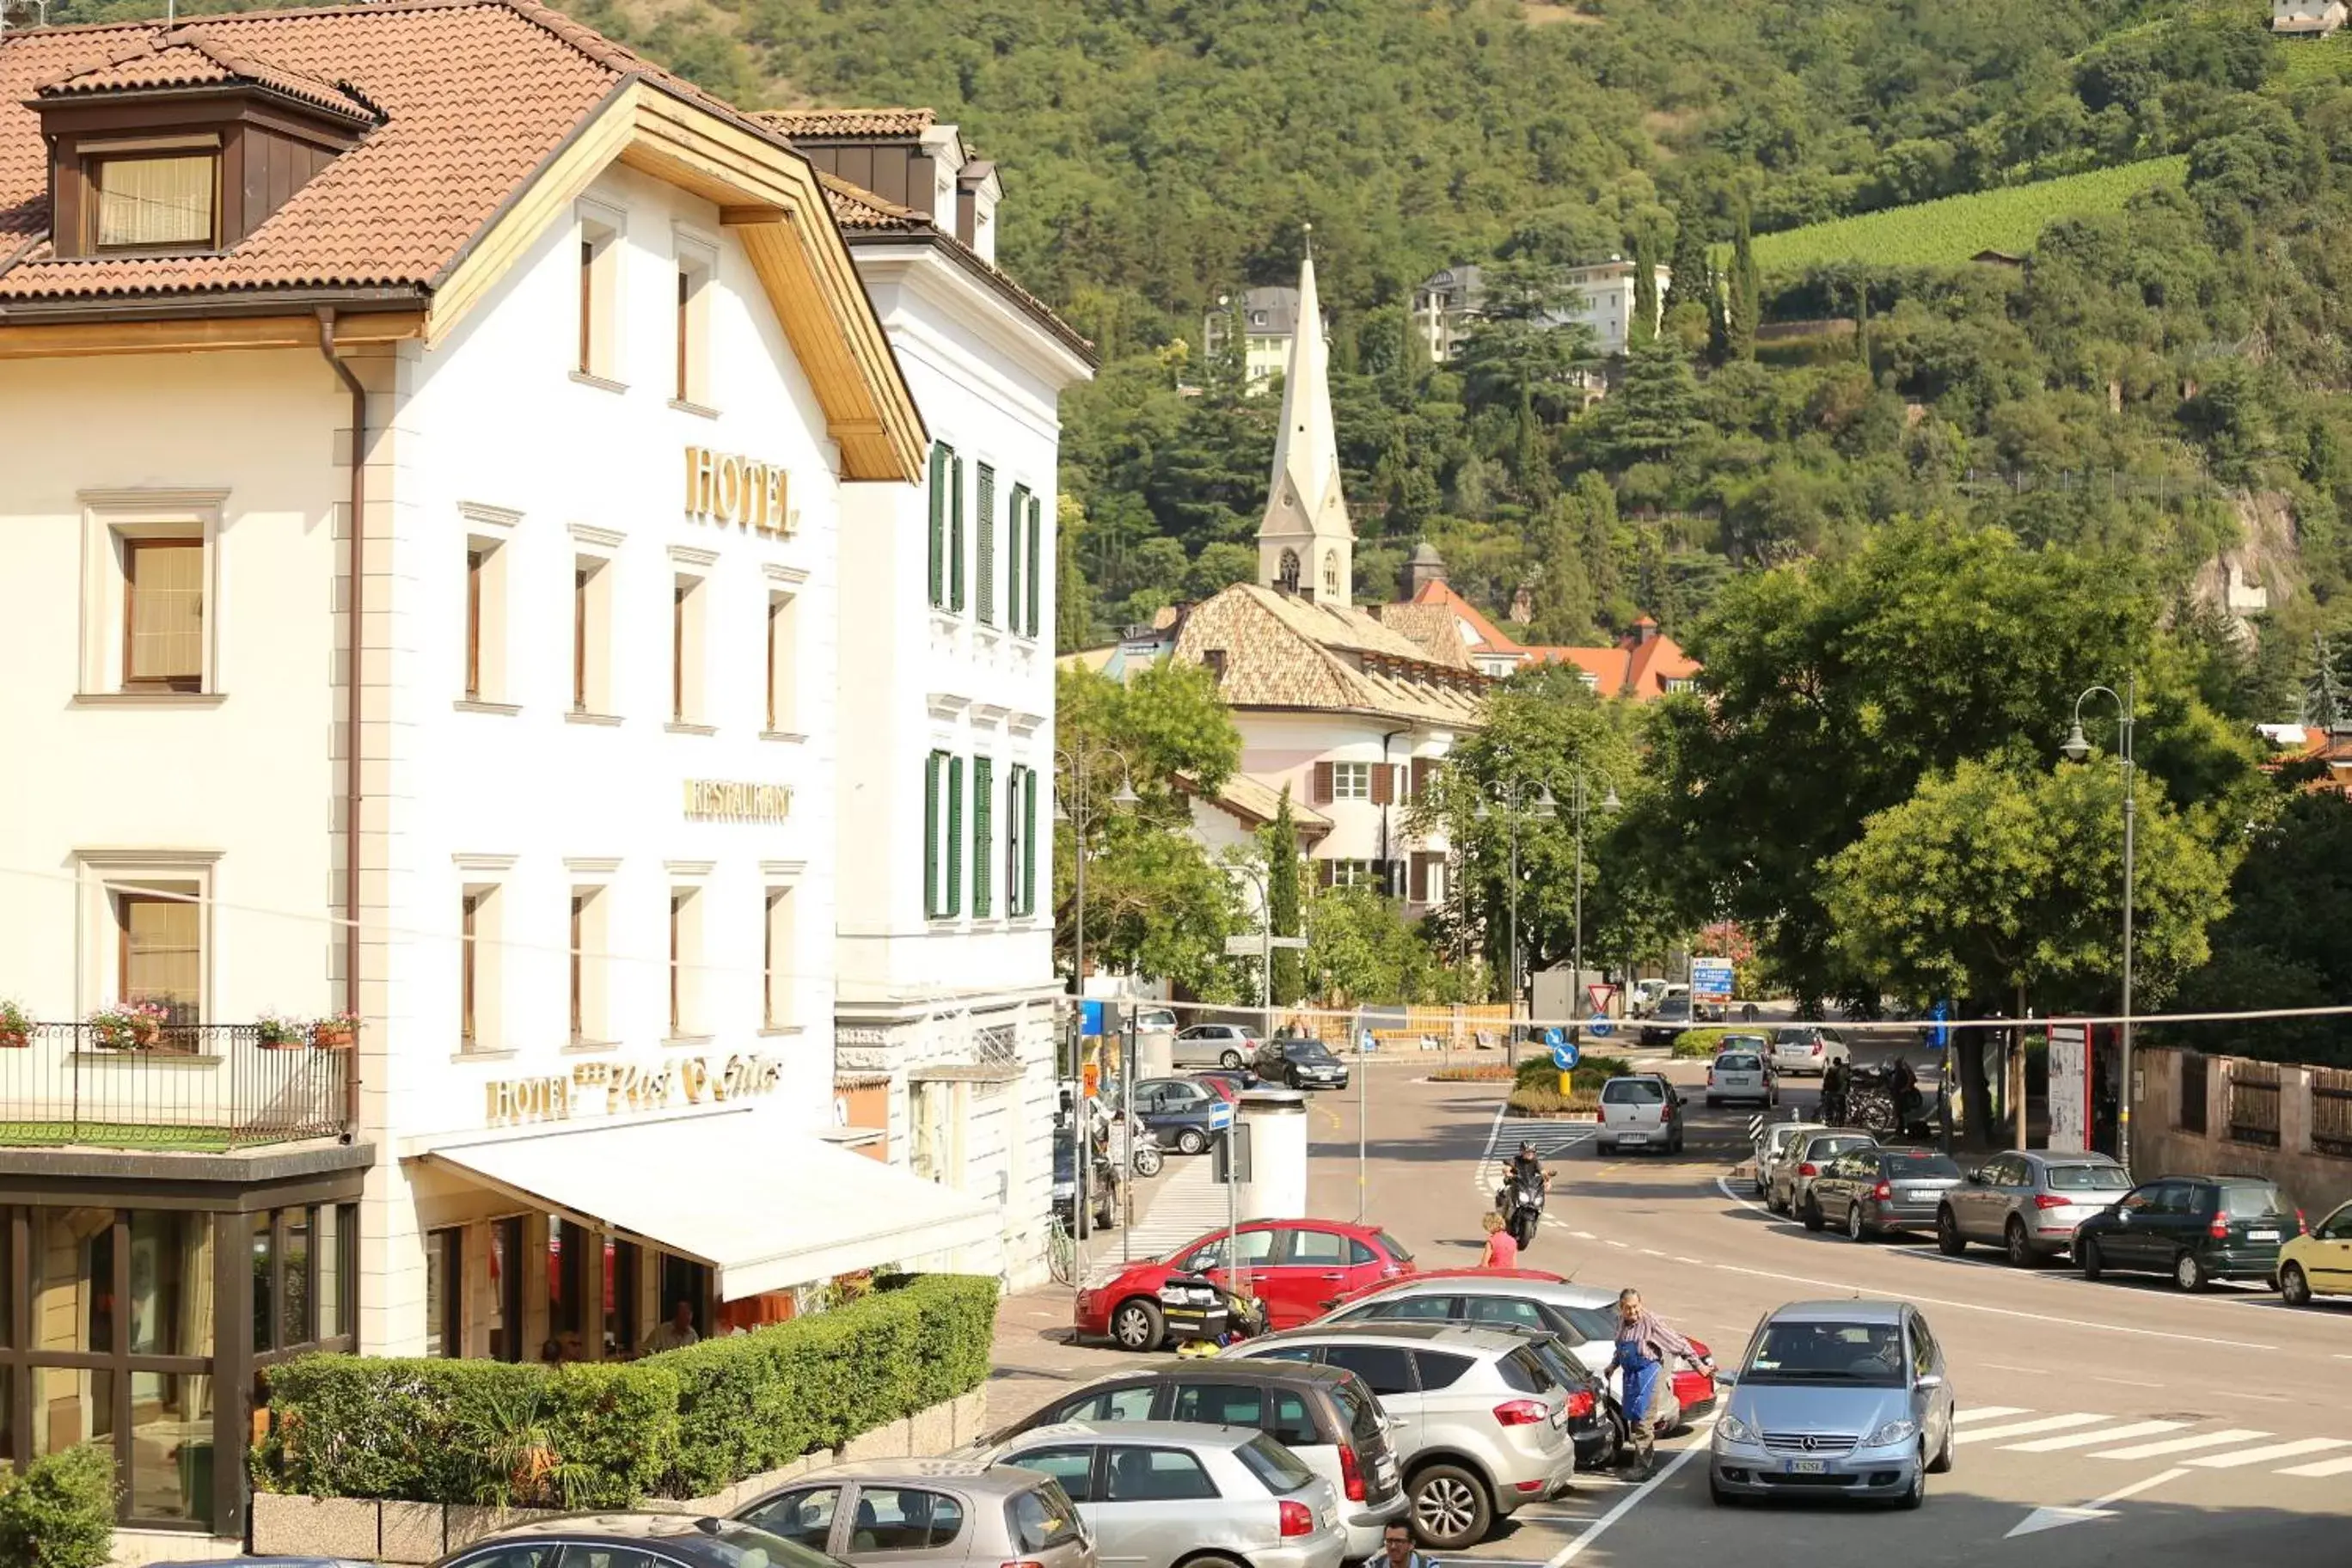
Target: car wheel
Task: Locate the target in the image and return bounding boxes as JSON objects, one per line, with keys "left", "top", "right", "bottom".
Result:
{"left": 2282, "top": 1263, "right": 2312, "bottom": 1307}
{"left": 2175, "top": 1250, "right": 2210, "bottom": 1293}
{"left": 1175, "top": 1127, "right": 1209, "bottom": 1156}
{"left": 1927, "top": 1422, "right": 1954, "bottom": 1474}
{"left": 1802, "top": 1197, "right": 1826, "bottom": 1233}
{"left": 1671, "top": 1130, "right": 1686, "bottom": 1155}
{"left": 1285, "top": 1065, "right": 1303, "bottom": 1089}
{"left": 2005, "top": 1217, "right": 2035, "bottom": 1269}
{"left": 1936, "top": 1208, "right": 1966, "bottom": 1256}
{"left": 1598, "top": 1139, "right": 1614, "bottom": 1155}
{"left": 1407, "top": 1462, "right": 1492, "bottom": 1551}
{"left": 1754, "top": 1172, "right": 1770, "bottom": 1197}
{"left": 1110, "top": 1296, "right": 1165, "bottom": 1351}
{"left": 1219, "top": 1049, "right": 1242, "bottom": 1069}
{"left": 1895, "top": 1447, "right": 1927, "bottom": 1510}
{"left": 1708, "top": 1471, "right": 1741, "bottom": 1507}
{"left": 1847, "top": 1204, "right": 1871, "bottom": 1242}
{"left": 2080, "top": 1237, "right": 2105, "bottom": 1282}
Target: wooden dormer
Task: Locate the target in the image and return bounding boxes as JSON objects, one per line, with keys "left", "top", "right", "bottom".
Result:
{"left": 31, "top": 28, "right": 381, "bottom": 259}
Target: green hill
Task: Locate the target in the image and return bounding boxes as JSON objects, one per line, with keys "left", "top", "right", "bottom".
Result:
{"left": 1745, "top": 158, "right": 2191, "bottom": 271}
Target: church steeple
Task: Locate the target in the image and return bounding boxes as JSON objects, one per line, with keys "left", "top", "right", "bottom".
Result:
{"left": 1257, "top": 228, "right": 1352, "bottom": 608}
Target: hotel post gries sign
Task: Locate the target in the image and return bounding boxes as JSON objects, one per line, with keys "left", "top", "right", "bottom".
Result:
{"left": 685, "top": 445, "right": 794, "bottom": 535}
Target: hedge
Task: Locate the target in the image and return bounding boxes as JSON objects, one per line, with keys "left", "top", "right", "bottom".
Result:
{"left": 0, "top": 1444, "right": 113, "bottom": 1568}
{"left": 1671, "top": 1027, "right": 1772, "bottom": 1059}
{"left": 253, "top": 1272, "right": 999, "bottom": 1507}
{"left": 1507, "top": 1084, "right": 1602, "bottom": 1117}
{"left": 1514, "top": 1053, "right": 1631, "bottom": 1093}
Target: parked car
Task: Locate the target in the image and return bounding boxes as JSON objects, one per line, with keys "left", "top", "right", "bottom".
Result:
{"left": 735, "top": 1459, "right": 1095, "bottom": 1568}
{"left": 1054, "top": 1134, "right": 1123, "bottom": 1234}
{"left": 1135, "top": 1007, "right": 1179, "bottom": 1032}
{"left": 1074, "top": 1220, "right": 1417, "bottom": 1348}
{"left": 1764, "top": 1130, "right": 1878, "bottom": 1220}
{"left": 1807, "top": 1146, "right": 1969, "bottom": 1241}
{"left": 1222, "top": 1324, "right": 1579, "bottom": 1551}
{"left": 1769, "top": 1026, "right": 1852, "bottom": 1078}
{"left": 1262, "top": 1038, "right": 1350, "bottom": 1090}
{"left": 1173, "top": 1023, "right": 1261, "bottom": 1069}
{"left": 1934, "top": 1149, "right": 2131, "bottom": 1265}
{"left": 983, "top": 1360, "right": 1402, "bottom": 1556}
{"left": 1127, "top": 1077, "right": 1229, "bottom": 1155}
{"left": 1749, "top": 1121, "right": 1826, "bottom": 1197}
{"left": 1638, "top": 995, "right": 1694, "bottom": 1047}
{"left": 1191, "top": 1071, "right": 1246, "bottom": 1104}
{"left": 2278, "top": 1198, "right": 2352, "bottom": 1307}
{"left": 1316, "top": 1271, "right": 1715, "bottom": 1430}
{"left": 445, "top": 1514, "right": 836, "bottom": 1568}
{"left": 1596, "top": 1074, "right": 1686, "bottom": 1155}
{"left": 982, "top": 1422, "right": 1348, "bottom": 1568}
{"left": 2075, "top": 1174, "right": 2307, "bottom": 1292}
{"left": 1707, "top": 1298, "right": 1955, "bottom": 1510}
{"left": 1705, "top": 1047, "right": 1776, "bottom": 1108}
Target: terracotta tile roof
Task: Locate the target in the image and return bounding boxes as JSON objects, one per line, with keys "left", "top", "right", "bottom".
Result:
{"left": 1369, "top": 602, "right": 1476, "bottom": 672}
{"left": 1176, "top": 770, "right": 1333, "bottom": 838}
{"left": 817, "top": 169, "right": 926, "bottom": 233}
{"left": 36, "top": 28, "right": 379, "bottom": 124}
{"left": 1409, "top": 578, "right": 1521, "bottom": 656}
{"left": 0, "top": 0, "right": 805, "bottom": 304}
{"left": 757, "top": 107, "right": 935, "bottom": 138}
{"left": 1174, "top": 585, "right": 1488, "bottom": 727}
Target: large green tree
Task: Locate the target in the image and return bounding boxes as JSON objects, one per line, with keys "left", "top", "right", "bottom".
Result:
{"left": 2170, "top": 789, "right": 2352, "bottom": 1068}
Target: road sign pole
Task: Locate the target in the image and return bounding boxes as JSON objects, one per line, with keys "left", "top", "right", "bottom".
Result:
{"left": 1356, "top": 1005, "right": 1368, "bottom": 1222}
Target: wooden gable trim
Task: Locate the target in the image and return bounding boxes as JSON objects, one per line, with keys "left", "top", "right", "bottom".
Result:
{"left": 0, "top": 309, "right": 422, "bottom": 360}
{"left": 424, "top": 80, "right": 926, "bottom": 484}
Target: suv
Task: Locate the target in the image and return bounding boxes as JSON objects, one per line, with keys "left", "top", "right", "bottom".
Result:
{"left": 983, "top": 1360, "right": 1404, "bottom": 1556}
{"left": 1936, "top": 1149, "right": 2131, "bottom": 1266}
{"left": 1765, "top": 1130, "right": 1877, "bottom": 1220}
{"left": 1596, "top": 1074, "right": 1685, "bottom": 1155}
{"left": 2074, "top": 1174, "right": 2308, "bottom": 1292}
{"left": 1769, "top": 1026, "right": 1852, "bottom": 1077}
{"left": 1638, "top": 996, "right": 1694, "bottom": 1047}
{"left": 1223, "top": 1324, "right": 1577, "bottom": 1552}
{"left": 1173, "top": 1022, "right": 1259, "bottom": 1069}
{"left": 439, "top": 1515, "right": 827, "bottom": 1568}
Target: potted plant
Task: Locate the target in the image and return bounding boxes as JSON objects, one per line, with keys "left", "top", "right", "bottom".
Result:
{"left": 256, "top": 1012, "right": 307, "bottom": 1050}
{"left": 311, "top": 1012, "right": 358, "bottom": 1050}
{"left": 88, "top": 1000, "right": 168, "bottom": 1051}
{"left": 0, "top": 999, "right": 30, "bottom": 1050}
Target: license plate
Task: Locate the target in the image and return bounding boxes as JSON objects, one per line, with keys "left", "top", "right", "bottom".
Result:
{"left": 1377, "top": 1459, "right": 1398, "bottom": 1487}
{"left": 1902, "top": 1189, "right": 1934, "bottom": 1202}
{"left": 2250, "top": 1228, "right": 2279, "bottom": 1241}
{"left": 1620, "top": 1131, "right": 1650, "bottom": 1143}
{"left": 1785, "top": 1459, "right": 1828, "bottom": 1475}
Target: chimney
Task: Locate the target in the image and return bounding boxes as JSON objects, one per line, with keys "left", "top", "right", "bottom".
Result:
{"left": 1509, "top": 581, "right": 1534, "bottom": 624}
{"left": 1402, "top": 541, "right": 1448, "bottom": 600}
{"left": 956, "top": 160, "right": 1001, "bottom": 264}
{"left": 1632, "top": 615, "right": 1660, "bottom": 645}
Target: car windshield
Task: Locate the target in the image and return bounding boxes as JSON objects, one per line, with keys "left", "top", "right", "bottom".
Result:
{"left": 1878, "top": 1150, "right": 1963, "bottom": 1179}
{"left": 1376, "top": 1231, "right": 1414, "bottom": 1264}
{"left": 711, "top": 1522, "right": 842, "bottom": 1568}
{"left": 1743, "top": 1320, "right": 1907, "bottom": 1387}
{"left": 1235, "top": 1432, "right": 1318, "bottom": 1493}
{"left": 2220, "top": 1185, "right": 2288, "bottom": 1219}
{"left": 1603, "top": 1079, "right": 1666, "bottom": 1104}
{"left": 1809, "top": 1136, "right": 1874, "bottom": 1159}
{"left": 1293, "top": 1043, "right": 1337, "bottom": 1061}
{"left": 1773, "top": 1029, "right": 1817, "bottom": 1044}
{"left": 1718, "top": 1053, "right": 1762, "bottom": 1071}
{"left": 2043, "top": 1163, "right": 2131, "bottom": 1191}
{"left": 1657, "top": 1000, "right": 1690, "bottom": 1016}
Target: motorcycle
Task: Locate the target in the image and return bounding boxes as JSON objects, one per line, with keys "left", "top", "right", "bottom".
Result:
{"left": 1496, "top": 1171, "right": 1547, "bottom": 1248}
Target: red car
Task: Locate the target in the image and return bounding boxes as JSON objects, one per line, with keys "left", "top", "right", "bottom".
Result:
{"left": 1075, "top": 1218, "right": 1418, "bottom": 1351}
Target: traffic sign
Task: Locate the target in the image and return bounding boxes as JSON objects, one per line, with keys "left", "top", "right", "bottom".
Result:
{"left": 1586, "top": 1015, "right": 1614, "bottom": 1039}
{"left": 1691, "top": 958, "right": 1735, "bottom": 1003}
{"left": 1586, "top": 982, "right": 1618, "bottom": 1014}
{"left": 1207, "top": 1098, "right": 1235, "bottom": 1130}
{"left": 1928, "top": 999, "right": 1951, "bottom": 1050}
{"left": 1224, "top": 933, "right": 1309, "bottom": 956}
{"left": 1549, "top": 1039, "right": 1581, "bottom": 1071}
{"left": 1542, "top": 1026, "right": 1565, "bottom": 1050}
{"left": 1081, "top": 1000, "right": 1106, "bottom": 1036}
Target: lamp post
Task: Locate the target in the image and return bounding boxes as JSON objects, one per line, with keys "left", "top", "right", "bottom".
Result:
{"left": 2061, "top": 672, "right": 2135, "bottom": 1170}
{"left": 1475, "top": 783, "right": 1534, "bottom": 1062}
{"left": 1535, "top": 773, "right": 1623, "bottom": 1041}
{"left": 1054, "top": 744, "right": 1138, "bottom": 1259}
{"left": 1478, "top": 771, "right": 1620, "bottom": 1056}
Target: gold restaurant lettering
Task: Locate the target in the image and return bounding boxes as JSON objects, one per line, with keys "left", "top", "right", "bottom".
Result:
{"left": 684, "top": 446, "right": 794, "bottom": 535}
{"left": 683, "top": 779, "right": 793, "bottom": 824}
{"left": 486, "top": 1053, "right": 785, "bottom": 1129}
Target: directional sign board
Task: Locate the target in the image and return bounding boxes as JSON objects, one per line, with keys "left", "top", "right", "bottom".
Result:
{"left": 1928, "top": 999, "right": 1951, "bottom": 1050}
{"left": 1206, "top": 1098, "right": 1235, "bottom": 1131}
{"left": 1586, "top": 1015, "right": 1614, "bottom": 1039}
{"left": 1224, "top": 933, "right": 1310, "bottom": 956}
{"left": 1542, "top": 1026, "right": 1565, "bottom": 1050}
{"left": 1550, "top": 1039, "right": 1582, "bottom": 1071}
{"left": 1691, "top": 958, "right": 1735, "bottom": 1003}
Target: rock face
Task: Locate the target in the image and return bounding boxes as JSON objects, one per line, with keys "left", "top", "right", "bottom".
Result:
{"left": 2190, "top": 489, "right": 2299, "bottom": 647}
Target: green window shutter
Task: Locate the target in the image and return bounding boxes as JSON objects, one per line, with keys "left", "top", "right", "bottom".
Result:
{"left": 1026, "top": 493, "right": 1043, "bottom": 637}
{"left": 927, "top": 445, "right": 947, "bottom": 609}
{"left": 949, "top": 456, "right": 966, "bottom": 613}
{"left": 976, "top": 465, "right": 996, "bottom": 627}
{"left": 922, "top": 750, "right": 942, "bottom": 917}
{"left": 973, "top": 757, "right": 995, "bottom": 917}
{"left": 1021, "top": 765, "right": 1038, "bottom": 916}
{"left": 946, "top": 756, "right": 965, "bottom": 916}
{"left": 1006, "top": 484, "right": 1027, "bottom": 634}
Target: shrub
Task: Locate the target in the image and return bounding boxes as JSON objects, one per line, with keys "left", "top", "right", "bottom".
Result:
{"left": 1672, "top": 1027, "right": 1740, "bottom": 1057}
{"left": 1516, "top": 1052, "right": 1632, "bottom": 1093}
{"left": 0, "top": 1443, "right": 115, "bottom": 1568}
{"left": 254, "top": 1272, "right": 998, "bottom": 1506}
{"left": 1507, "top": 1084, "right": 1602, "bottom": 1117}
{"left": 1428, "top": 1063, "right": 1515, "bottom": 1082}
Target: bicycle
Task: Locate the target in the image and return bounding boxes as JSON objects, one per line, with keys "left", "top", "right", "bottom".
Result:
{"left": 1047, "top": 1212, "right": 1077, "bottom": 1286}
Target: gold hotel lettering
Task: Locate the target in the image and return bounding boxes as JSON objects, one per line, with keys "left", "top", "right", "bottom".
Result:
{"left": 685, "top": 446, "right": 793, "bottom": 536}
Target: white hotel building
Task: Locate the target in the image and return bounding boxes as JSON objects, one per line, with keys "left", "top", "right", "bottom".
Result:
{"left": 0, "top": 3, "right": 1050, "bottom": 1543}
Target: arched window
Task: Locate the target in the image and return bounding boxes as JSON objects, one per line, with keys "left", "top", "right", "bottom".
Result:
{"left": 1277, "top": 549, "right": 1301, "bottom": 592}
{"left": 1322, "top": 550, "right": 1340, "bottom": 598}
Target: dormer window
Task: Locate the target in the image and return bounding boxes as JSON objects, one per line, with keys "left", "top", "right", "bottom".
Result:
{"left": 87, "top": 140, "right": 219, "bottom": 252}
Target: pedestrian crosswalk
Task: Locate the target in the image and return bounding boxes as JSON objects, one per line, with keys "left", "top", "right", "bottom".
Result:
{"left": 1947, "top": 1405, "right": 2352, "bottom": 1479}
{"left": 1078, "top": 1157, "right": 1232, "bottom": 1285}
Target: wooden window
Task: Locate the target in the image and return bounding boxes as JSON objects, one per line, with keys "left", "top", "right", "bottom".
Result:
{"left": 117, "top": 890, "right": 199, "bottom": 1026}
{"left": 973, "top": 757, "right": 995, "bottom": 917}
{"left": 573, "top": 567, "right": 590, "bottom": 711}
{"left": 976, "top": 464, "right": 997, "bottom": 627}
{"left": 1370, "top": 762, "right": 1395, "bottom": 806}
{"left": 672, "top": 584, "right": 686, "bottom": 721}
{"left": 89, "top": 152, "right": 217, "bottom": 250}
{"left": 578, "top": 237, "right": 596, "bottom": 374}
{"left": 1410, "top": 757, "right": 1434, "bottom": 802}
{"left": 1007, "top": 484, "right": 1028, "bottom": 633}
{"left": 949, "top": 455, "right": 967, "bottom": 613}
{"left": 121, "top": 538, "right": 203, "bottom": 690}
{"left": 569, "top": 894, "right": 585, "bottom": 1044}
{"left": 1332, "top": 762, "right": 1371, "bottom": 800}
{"left": 763, "top": 888, "right": 793, "bottom": 1030}
{"left": 945, "top": 756, "right": 965, "bottom": 916}
{"left": 464, "top": 548, "right": 485, "bottom": 698}
{"left": 670, "top": 573, "right": 709, "bottom": 727}
{"left": 1026, "top": 492, "right": 1043, "bottom": 637}
{"left": 676, "top": 266, "right": 691, "bottom": 402}
{"left": 1005, "top": 765, "right": 1027, "bottom": 917}
{"left": 765, "top": 593, "right": 796, "bottom": 733}
{"left": 1022, "top": 767, "right": 1038, "bottom": 916}
{"left": 460, "top": 892, "right": 481, "bottom": 1047}
{"left": 927, "top": 444, "right": 951, "bottom": 609}
{"left": 1311, "top": 761, "right": 1334, "bottom": 805}
{"left": 669, "top": 892, "right": 684, "bottom": 1034}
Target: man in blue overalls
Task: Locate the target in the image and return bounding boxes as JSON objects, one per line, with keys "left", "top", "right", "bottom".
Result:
{"left": 1610, "top": 1287, "right": 1705, "bottom": 1480}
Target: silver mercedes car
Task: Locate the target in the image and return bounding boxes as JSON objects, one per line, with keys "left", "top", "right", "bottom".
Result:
{"left": 1708, "top": 1299, "right": 1956, "bottom": 1510}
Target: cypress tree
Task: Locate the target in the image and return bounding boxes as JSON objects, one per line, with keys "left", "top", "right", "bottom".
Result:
{"left": 1265, "top": 788, "right": 1307, "bottom": 1005}
{"left": 1729, "top": 208, "right": 1760, "bottom": 362}
{"left": 1630, "top": 233, "right": 1659, "bottom": 346}
{"left": 1664, "top": 216, "right": 1709, "bottom": 317}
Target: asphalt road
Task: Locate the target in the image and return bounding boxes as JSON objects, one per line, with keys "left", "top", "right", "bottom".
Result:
{"left": 1289, "top": 1050, "right": 2350, "bottom": 1568}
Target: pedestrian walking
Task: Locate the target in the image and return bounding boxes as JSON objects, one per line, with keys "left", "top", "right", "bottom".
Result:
{"left": 1609, "top": 1288, "right": 1706, "bottom": 1479}
{"left": 1479, "top": 1210, "right": 1518, "bottom": 1270}
{"left": 1361, "top": 1519, "right": 1436, "bottom": 1568}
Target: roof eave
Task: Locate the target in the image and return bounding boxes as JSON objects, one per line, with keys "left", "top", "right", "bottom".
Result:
{"left": 844, "top": 227, "right": 1098, "bottom": 367}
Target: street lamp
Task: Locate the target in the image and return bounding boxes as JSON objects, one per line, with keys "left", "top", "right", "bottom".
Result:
{"left": 1053, "top": 744, "right": 1139, "bottom": 1001}
{"left": 1537, "top": 774, "right": 1622, "bottom": 1042}
{"left": 2061, "top": 673, "right": 2135, "bottom": 1170}
{"left": 1478, "top": 770, "right": 1620, "bottom": 1058}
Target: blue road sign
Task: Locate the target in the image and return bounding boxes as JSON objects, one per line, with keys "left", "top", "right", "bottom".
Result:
{"left": 1542, "top": 1026, "right": 1565, "bottom": 1050}
{"left": 1586, "top": 1015, "right": 1614, "bottom": 1039}
{"left": 1207, "top": 1098, "right": 1235, "bottom": 1130}
{"left": 1550, "top": 1039, "right": 1582, "bottom": 1070}
{"left": 1081, "top": 1000, "right": 1106, "bottom": 1037}
{"left": 1928, "top": 999, "right": 1951, "bottom": 1050}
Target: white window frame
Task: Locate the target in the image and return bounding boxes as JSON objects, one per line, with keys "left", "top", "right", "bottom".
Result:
{"left": 452, "top": 854, "right": 517, "bottom": 1056}
{"left": 1331, "top": 762, "right": 1373, "bottom": 801}
{"left": 567, "top": 524, "right": 623, "bottom": 723}
{"left": 671, "top": 223, "right": 720, "bottom": 411}
{"left": 667, "top": 548, "right": 716, "bottom": 733}
{"left": 76, "top": 488, "right": 229, "bottom": 701}
{"left": 72, "top": 849, "right": 220, "bottom": 1024}
{"left": 456, "top": 502, "right": 519, "bottom": 712}
{"left": 573, "top": 195, "right": 627, "bottom": 387}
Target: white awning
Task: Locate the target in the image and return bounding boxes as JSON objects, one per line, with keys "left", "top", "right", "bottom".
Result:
{"left": 421, "top": 1108, "right": 1001, "bottom": 1300}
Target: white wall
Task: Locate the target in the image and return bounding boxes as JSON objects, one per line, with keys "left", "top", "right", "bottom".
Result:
{"left": 1233, "top": 710, "right": 1457, "bottom": 867}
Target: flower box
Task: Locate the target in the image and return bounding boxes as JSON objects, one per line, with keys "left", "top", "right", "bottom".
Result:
{"left": 312, "top": 1017, "right": 358, "bottom": 1050}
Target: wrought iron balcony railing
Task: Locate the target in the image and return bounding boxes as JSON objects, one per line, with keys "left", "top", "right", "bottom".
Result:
{"left": 0, "top": 1023, "right": 353, "bottom": 1151}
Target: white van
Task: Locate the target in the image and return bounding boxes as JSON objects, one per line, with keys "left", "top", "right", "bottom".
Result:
{"left": 1596, "top": 1073, "right": 1687, "bottom": 1155}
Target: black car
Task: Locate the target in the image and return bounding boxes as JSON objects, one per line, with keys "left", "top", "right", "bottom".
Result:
{"left": 2076, "top": 1174, "right": 2306, "bottom": 1291}
{"left": 432, "top": 1513, "right": 834, "bottom": 1568}
{"left": 1265, "top": 1038, "right": 1350, "bottom": 1090}
{"left": 1808, "top": 1146, "right": 1969, "bottom": 1241}
{"left": 1639, "top": 995, "right": 1694, "bottom": 1046}
{"left": 1128, "top": 1075, "right": 1228, "bottom": 1155}
{"left": 1052, "top": 1132, "right": 1120, "bottom": 1233}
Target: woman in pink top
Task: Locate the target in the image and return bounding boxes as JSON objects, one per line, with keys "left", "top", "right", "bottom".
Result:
{"left": 1479, "top": 1210, "right": 1519, "bottom": 1269}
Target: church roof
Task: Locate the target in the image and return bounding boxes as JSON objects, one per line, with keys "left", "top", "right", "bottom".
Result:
{"left": 1173, "top": 585, "right": 1487, "bottom": 727}
{"left": 1256, "top": 247, "right": 1351, "bottom": 552}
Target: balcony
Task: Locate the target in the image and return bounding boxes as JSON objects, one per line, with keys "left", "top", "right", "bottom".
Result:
{"left": 0, "top": 1023, "right": 352, "bottom": 1151}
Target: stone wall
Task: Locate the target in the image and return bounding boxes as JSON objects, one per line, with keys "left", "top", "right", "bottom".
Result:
{"left": 2131, "top": 1045, "right": 2352, "bottom": 1216}
{"left": 249, "top": 1386, "right": 992, "bottom": 1564}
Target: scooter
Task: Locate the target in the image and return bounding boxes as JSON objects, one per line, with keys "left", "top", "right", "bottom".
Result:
{"left": 1497, "top": 1173, "right": 1547, "bottom": 1248}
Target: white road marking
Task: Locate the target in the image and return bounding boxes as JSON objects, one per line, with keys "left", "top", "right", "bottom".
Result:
{"left": 1605, "top": 1240, "right": 1628, "bottom": 1249}
{"left": 1541, "top": 1419, "right": 1716, "bottom": 1567}
{"left": 2006, "top": 1467, "right": 2190, "bottom": 1539}
{"left": 1714, "top": 1175, "right": 1767, "bottom": 1215}
{"left": 1955, "top": 1413, "right": 2113, "bottom": 1444}
{"left": 2092, "top": 1428, "right": 2270, "bottom": 1460}
{"left": 2006, "top": 1420, "right": 2189, "bottom": 1452}
{"left": 2184, "top": 1436, "right": 2352, "bottom": 1469}
{"left": 1674, "top": 1256, "right": 1705, "bottom": 1265}
{"left": 1639, "top": 1248, "right": 1665, "bottom": 1257}
{"left": 1571, "top": 1230, "right": 1597, "bottom": 1240}
{"left": 2212, "top": 1388, "right": 2289, "bottom": 1402}
{"left": 1983, "top": 1362, "right": 2048, "bottom": 1375}
{"left": 1950, "top": 1406, "right": 2031, "bottom": 1424}
{"left": 2280, "top": 1454, "right": 2352, "bottom": 1477}
{"left": 2090, "top": 1375, "right": 2165, "bottom": 1388}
